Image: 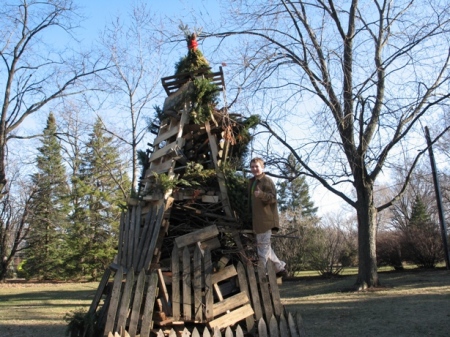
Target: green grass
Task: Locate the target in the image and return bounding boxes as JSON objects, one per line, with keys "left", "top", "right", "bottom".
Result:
{"left": 0, "top": 267, "right": 449, "bottom": 337}
{"left": 0, "top": 282, "right": 98, "bottom": 337}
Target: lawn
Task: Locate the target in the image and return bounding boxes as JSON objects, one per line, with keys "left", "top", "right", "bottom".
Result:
{"left": 0, "top": 268, "right": 449, "bottom": 337}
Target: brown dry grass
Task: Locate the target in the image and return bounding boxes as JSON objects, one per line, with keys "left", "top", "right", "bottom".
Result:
{"left": 281, "top": 268, "right": 450, "bottom": 337}
{"left": 0, "top": 268, "right": 448, "bottom": 337}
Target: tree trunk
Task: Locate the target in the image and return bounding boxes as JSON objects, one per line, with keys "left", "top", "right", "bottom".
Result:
{"left": 355, "top": 184, "right": 379, "bottom": 289}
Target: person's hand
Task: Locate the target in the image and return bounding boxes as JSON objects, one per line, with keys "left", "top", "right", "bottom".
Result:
{"left": 254, "top": 185, "right": 262, "bottom": 198}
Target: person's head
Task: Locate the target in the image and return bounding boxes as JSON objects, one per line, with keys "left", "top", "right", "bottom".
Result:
{"left": 250, "top": 157, "right": 265, "bottom": 176}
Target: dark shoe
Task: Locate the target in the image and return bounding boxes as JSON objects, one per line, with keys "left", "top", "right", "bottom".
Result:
{"left": 276, "top": 269, "right": 288, "bottom": 278}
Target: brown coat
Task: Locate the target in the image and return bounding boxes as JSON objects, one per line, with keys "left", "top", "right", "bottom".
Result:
{"left": 248, "top": 173, "right": 280, "bottom": 234}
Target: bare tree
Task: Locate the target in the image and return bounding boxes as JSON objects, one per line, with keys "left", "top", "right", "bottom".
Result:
{"left": 99, "top": 2, "right": 167, "bottom": 194}
{"left": 0, "top": 176, "right": 35, "bottom": 281}
{"left": 0, "top": 0, "right": 108, "bottom": 197}
{"left": 201, "top": 0, "right": 450, "bottom": 288}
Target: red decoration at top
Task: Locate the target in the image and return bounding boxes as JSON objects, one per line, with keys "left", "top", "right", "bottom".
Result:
{"left": 188, "top": 37, "right": 198, "bottom": 51}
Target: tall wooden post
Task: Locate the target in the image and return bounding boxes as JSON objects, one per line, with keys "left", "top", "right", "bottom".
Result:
{"left": 425, "top": 126, "right": 450, "bottom": 269}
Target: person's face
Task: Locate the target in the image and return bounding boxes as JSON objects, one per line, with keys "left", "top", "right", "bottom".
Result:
{"left": 250, "top": 161, "right": 264, "bottom": 176}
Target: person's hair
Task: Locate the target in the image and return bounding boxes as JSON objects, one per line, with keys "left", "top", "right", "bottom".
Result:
{"left": 250, "top": 157, "right": 265, "bottom": 168}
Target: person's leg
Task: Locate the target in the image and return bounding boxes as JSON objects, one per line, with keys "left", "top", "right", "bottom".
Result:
{"left": 255, "top": 230, "right": 286, "bottom": 273}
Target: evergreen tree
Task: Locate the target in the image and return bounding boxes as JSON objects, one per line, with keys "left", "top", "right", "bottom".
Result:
{"left": 24, "top": 113, "right": 70, "bottom": 280}
{"left": 68, "top": 117, "right": 130, "bottom": 280}
{"left": 402, "top": 195, "right": 443, "bottom": 268}
{"left": 277, "top": 154, "right": 318, "bottom": 218}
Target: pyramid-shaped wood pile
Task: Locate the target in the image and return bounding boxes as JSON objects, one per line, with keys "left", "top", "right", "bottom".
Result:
{"left": 85, "top": 67, "right": 285, "bottom": 337}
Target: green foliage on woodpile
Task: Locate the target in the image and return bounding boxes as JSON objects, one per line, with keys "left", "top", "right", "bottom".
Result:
{"left": 175, "top": 48, "right": 210, "bottom": 75}
{"left": 223, "top": 167, "right": 251, "bottom": 228}
{"left": 189, "top": 77, "right": 219, "bottom": 124}
{"left": 182, "top": 162, "right": 218, "bottom": 187}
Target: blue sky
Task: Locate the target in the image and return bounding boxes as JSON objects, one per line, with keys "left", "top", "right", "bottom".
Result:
{"left": 76, "top": 0, "right": 221, "bottom": 41}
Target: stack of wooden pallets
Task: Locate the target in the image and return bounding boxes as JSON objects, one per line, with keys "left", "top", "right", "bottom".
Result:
{"left": 84, "top": 68, "right": 287, "bottom": 337}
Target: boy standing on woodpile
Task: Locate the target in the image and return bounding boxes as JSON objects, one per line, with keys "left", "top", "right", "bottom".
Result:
{"left": 249, "top": 157, "right": 287, "bottom": 277}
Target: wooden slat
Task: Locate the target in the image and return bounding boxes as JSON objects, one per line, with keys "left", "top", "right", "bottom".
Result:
{"left": 236, "top": 262, "right": 254, "bottom": 331}
{"left": 142, "top": 205, "right": 165, "bottom": 270}
{"left": 204, "top": 249, "right": 213, "bottom": 321}
{"left": 267, "top": 260, "right": 282, "bottom": 317}
{"left": 182, "top": 246, "right": 192, "bottom": 320}
{"left": 103, "top": 267, "right": 123, "bottom": 337}
{"left": 147, "top": 158, "right": 174, "bottom": 174}
{"left": 132, "top": 205, "right": 142, "bottom": 263}
{"left": 157, "top": 268, "right": 171, "bottom": 316}
{"left": 116, "top": 267, "right": 135, "bottom": 331}
{"left": 258, "top": 317, "right": 268, "bottom": 337}
{"left": 148, "top": 138, "right": 186, "bottom": 163}
{"left": 87, "top": 268, "right": 111, "bottom": 315}
{"left": 126, "top": 207, "right": 136, "bottom": 267}
{"left": 212, "top": 291, "right": 249, "bottom": 317}
{"left": 257, "top": 260, "right": 273, "bottom": 321}
{"left": 175, "top": 225, "right": 219, "bottom": 249}
{"left": 171, "top": 245, "right": 181, "bottom": 320}
{"left": 279, "top": 313, "right": 289, "bottom": 336}
{"left": 136, "top": 205, "right": 157, "bottom": 271}
{"left": 245, "top": 261, "right": 263, "bottom": 321}
{"left": 211, "top": 265, "right": 237, "bottom": 284}
{"left": 140, "top": 272, "right": 159, "bottom": 337}
{"left": 133, "top": 209, "right": 153, "bottom": 271}
{"left": 269, "top": 315, "right": 280, "bottom": 337}
{"left": 288, "top": 311, "right": 300, "bottom": 337}
{"left": 204, "top": 121, "right": 234, "bottom": 218}
{"left": 128, "top": 269, "right": 146, "bottom": 336}
{"left": 117, "top": 213, "right": 125, "bottom": 265}
{"left": 208, "top": 304, "right": 254, "bottom": 330}
{"left": 193, "top": 245, "right": 203, "bottom": 321}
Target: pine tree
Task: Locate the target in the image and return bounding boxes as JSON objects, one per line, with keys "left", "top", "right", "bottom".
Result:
{"left": 68, "top": 117, "right": 130, "bottom": 280}
{"left": 402, "top": 195, "right": 443, "bottom": 268}
{"left": 24, "top": 113, "right": 70, "bottom": 280}
{"left": 277, "top": 154, "right": 318, "bottom": 218}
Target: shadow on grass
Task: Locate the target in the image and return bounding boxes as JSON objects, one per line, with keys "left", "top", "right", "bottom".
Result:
{"left": 280, "top": 269, "right": 450, "bottom": 337}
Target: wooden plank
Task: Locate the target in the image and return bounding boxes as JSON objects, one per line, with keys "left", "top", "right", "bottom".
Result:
{"left": 211, "top": 265, "right": 237, "bottom": 284}
{"left": 132, "top": 205, "right": 142, "bottom": 264}
{"left": 128, "top": 269, "right": 146, "bottom": 336}
{"left": 157, "top": 269, "right": 171, "bottom": 316}
{"left": 116, "top": 267, "right": 135, "bottom": 331}
{"left": 212, "top": 291, "right": 249, "bottom": 317}
{"left": 136, "top": 204, "right": 157, "bottom": 271}
{"left": 193, "top": 245, "right": 203, "bottom": 322}
{"left": 267, "top": 260, "right": 282, "bottom": 317}
{"left": 279, "top": 313, "right": 289, "bottom": 337}
{"left": 147, "top": 158, "right": 174, "bottom": 175}
{"left": 296, "top": 312, "right": 306, "bottom": 337}
{"left": 288, "top": 311, "right": 300, "bottom": 337}
{"left": 140, "top": 272, "right": 159, "bottom": 337}
{"left": 269, "top": 315, "right": 280, "bottom": 337}
{"left": 245, "top": 261, "right": 263, "bottom": 321}
{"left": 175, "top": 225, "right": 219, "bottom": 249}
{"left": 87, "top": 268, "right": 111, "bottom": 315}
{"left": 122, "top": 211, "right": 130, "bottom": 266}
{"left": 143, "top": 206, "right": 165, "bottom": 270}
{"left": 148, "top": 138, "right": 186, "bottom": 163}
{"left": 257, "top": 260, "right": 273, "bottom": 321}
{"left": 171, "top": 245, "right": 180, "bottom": 321}
{"left": 117, "top": 213, "right": 125, "bottom": 265}
{"left": 133, "top": 209, "right": 153, "bottom": 271}
{"left": 236, "top": 262, "right": 254, "bottom": 331}
{"left": 258, "top": 317, "right": 268, "bottom": 337}
{"left": 182, "top": 246, "right": 192, "bottom": 320}
{"left": 127, "top": 206, "right": 136, "bottom": 267}
{"left": 204, "top": 249, "right": 213, "bottom": 321}
{"left": 208, "top": 304, "right": 254, "bottom": 330}
{"left": 103, "top": 267, "right": 123, "bottom": 337}
{"left": 205, "top": 121, "right": 234, "bottom": 218}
